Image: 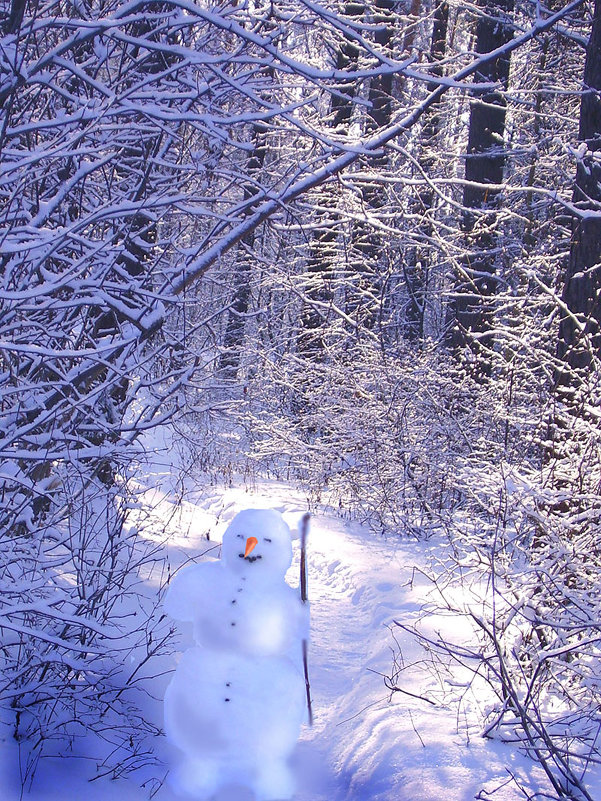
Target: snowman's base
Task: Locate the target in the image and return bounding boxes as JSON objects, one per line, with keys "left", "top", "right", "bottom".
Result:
{"left": 206, "top": 783, "right": 254, "bottom": 801}
{"left": 169, "top": 756, "right": 296, "bottom": 801}
{"left": 254, "top": 758, "right": 297, "bottom": 801}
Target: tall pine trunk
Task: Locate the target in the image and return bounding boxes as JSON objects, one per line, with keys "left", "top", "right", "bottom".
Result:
{"left": 446, "top": 0, "right": 514, "bottom": 370}
{"left": 343, "top": 0, "right": 396, "bottom": 334}
{"left": 219, "top": 121, "right": 269, "bottom": 376}
{"left": 557, "top": 0, "right": 601, "bottom": 378}
{"left": 298, "top": 3, "right": 364, "bottom": 357}
{"left": 403, "top": 1, "right": 449, "bottom": 343}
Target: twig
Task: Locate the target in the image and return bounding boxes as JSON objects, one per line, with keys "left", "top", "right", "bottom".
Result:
{"left": 300, "top": 512, "right": 313, "bottom": 726}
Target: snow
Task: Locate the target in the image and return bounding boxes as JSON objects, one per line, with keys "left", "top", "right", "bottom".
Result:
{"left": 2, "top": 460, "right": 593, "bottom": 801}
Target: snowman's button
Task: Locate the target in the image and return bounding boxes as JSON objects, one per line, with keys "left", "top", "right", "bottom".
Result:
{"left": 231, "top": 622, "right": 236, "bottom": 626}
{"left": 231, "top": 599, "right": 237, "bottom": 604}
{"left": 225, "top": 698, "right": 230, "bottom": 702}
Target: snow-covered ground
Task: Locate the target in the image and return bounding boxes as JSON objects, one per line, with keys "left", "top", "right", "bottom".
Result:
{"left": 0, "top": 457, "right": 564, "bottom": 800}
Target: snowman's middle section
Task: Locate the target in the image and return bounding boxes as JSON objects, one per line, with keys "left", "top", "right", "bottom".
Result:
{"left": 191, "top": 561, "right": 306, "bottom": 657}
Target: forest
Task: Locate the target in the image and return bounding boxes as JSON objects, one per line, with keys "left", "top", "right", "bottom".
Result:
{"left": 1, "top": 0, "right": 600, "bottom": 798}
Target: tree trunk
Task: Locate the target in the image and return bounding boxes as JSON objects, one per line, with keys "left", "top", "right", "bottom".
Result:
{"left": 219, "top": 121, "right": 269, "bottom": 375}
{"left": 446, "top": 0, "right": 514, "bottom": 368}
{"left": 403, "top": 1, "right": 449, "bottom": 343}
{"left": 5, "top": 0, "right": 26, "bottom": 34}
{"left": 346, "top": 0, "right": 396, "bottom": 333}
{"left": 331, "top": 2, "right": 364, "bottom": 131}
{"left": 298, "top": 3, "right": 364, "bottom": 358}
{"left": 557, "top": 0, "right": 601, "bottom": 376}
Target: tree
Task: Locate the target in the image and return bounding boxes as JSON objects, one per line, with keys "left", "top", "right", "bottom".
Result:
{"left": 403, "top": 0, "right": 449, "bottom": 342}
{"left": 446, "top": 0, "right": 514, "bottom": 368}
{"left": 297, "top": 2, "right": 364, "bottom": 359}
{"left": 218, "top": 121, "right": 270, "bottom": 376}
{"left": 346, "top": 0, "right": 397, "bottom": 334}
{"left": 557, "top": 0, "right": 601, "bottom": 377}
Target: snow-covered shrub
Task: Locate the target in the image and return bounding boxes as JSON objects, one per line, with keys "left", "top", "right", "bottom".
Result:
{"left": 0, "top": 466, "right": 170, "bottom": 784}
{"left": 188, "top": 337, "right": 513, "bottom": 535}
{"left": 389, "top": 293, "right": 601, "bottom": 799}
{"left": 396, "top": 449, "right": 601, "bottom": 799}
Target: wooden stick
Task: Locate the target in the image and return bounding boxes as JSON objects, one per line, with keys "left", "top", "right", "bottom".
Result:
{"left": 300, "top": 512, "right": 313, "bottom": 726}
{"left": 300, "top": 512, "right": 309, "bottom": 603}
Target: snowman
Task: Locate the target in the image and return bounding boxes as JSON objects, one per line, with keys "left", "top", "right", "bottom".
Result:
{"left": 164, "top": 509, "right": 309, "bottom": 801}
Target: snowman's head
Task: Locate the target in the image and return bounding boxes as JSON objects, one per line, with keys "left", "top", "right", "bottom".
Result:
{"left": 221, "top": 509, "right": 292, "bottom": 581}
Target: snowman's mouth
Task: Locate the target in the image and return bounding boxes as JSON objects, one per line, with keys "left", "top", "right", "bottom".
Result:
{"left": 238, "top": 553, "right": 262, "bottom": 563}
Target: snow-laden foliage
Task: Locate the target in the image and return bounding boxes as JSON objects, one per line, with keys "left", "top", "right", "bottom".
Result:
{"left": 0, "top": 0, "right": 472, "bottom": 779}
{"left": 177, "top": 3, "right": 601, "bottom": 793}
{"left": 0, "top": 478, "right": 170, "bottom": 783}
{"left": 1, "top": 0, "right": 599, "bottom": 795}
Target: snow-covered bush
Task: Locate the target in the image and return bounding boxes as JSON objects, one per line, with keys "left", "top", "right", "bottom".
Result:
{"left": 389, "top": 302, "right": 601, "bottom": 799}
{"left": 0, "top": 468, "right": 171, "bottom": 784}
{"left": 1, "top": 0, "right": 597, "bottom": 795}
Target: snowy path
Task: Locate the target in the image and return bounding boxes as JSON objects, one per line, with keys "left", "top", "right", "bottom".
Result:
{"left": 293, "top": 508, "right": 534, "bottom": 801}
{"left": 2, "top": 478, "right": 552, "bottom": 801}
{"left": 157, "top": 482, "right": 546, "bottom": 801}
{"left": 292, "top": 506, "right": 510, "bottom": 801}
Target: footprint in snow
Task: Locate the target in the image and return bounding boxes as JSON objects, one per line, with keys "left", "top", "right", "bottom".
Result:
{"left": 327, "top": 560, "right": 341, "bottom": 576}
{"left": 351, "top": 587, "right": 365, "bottom": 606}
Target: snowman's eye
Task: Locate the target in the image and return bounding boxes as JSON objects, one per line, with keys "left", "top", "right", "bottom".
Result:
{"left": 236, "top": 533, "right": 244, "bottom": 539}
{"left": 263, "top": 538, "right": 271, "bottom": 543}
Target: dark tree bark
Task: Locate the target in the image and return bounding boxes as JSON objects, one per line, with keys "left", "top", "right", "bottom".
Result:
{"left": 3, "top": 0, "right": 26, "bottom": 34}
{"left": 446, "top": 0, "right": 514, "bottom": 366}
{"left": 346, "top": 0, "right": 396, "bottom": 333}
{"left": 557, "top": 0, "right": 601, "bottom": 375}
{"left": 367, "top": 0, "right": 395, "bottom": 134}
{"left": 298, "top": 3, "right": 364, "bottom": 358}
{"left": 403, "top": 0, "right": 449, "bottom": 343}
{"left": 219, "top": 121, "right": 269, "bottom": 375}
{"left": 331, "top": 2, "right": 364, "bottom": 131}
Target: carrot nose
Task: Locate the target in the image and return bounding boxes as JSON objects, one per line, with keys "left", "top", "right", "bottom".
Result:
{"left": 244, "top": 536, "right": 258, "bottom": 558}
